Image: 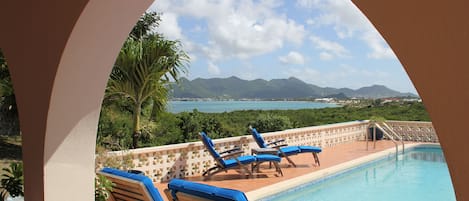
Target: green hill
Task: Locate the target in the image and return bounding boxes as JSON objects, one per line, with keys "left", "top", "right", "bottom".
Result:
{"left": 170, "top": 77, "right": 417, "bottom": 99}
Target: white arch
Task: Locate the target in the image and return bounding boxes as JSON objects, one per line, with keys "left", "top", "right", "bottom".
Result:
{"left": 0, "top": 0, "right": 152, "bottom": 200}
{"left": 2, "top": 0, "right": 469, "bottom": 200}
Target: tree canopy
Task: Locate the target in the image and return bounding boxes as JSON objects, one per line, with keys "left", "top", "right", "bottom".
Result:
{"left": 0, "top": 49, "right": 20, "bottom": 136}
{"left": 103, "top": 12, "right": 189, "bottom": 148}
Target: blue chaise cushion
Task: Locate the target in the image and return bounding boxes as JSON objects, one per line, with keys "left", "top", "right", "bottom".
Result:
{"left": 298, "top": 145, "right": 322, "bottom": 153}
{"left": 168, "top": 178, "right": 248, "bottom": 201}
{"left": 250, "top": 128, "right": 268, "bottom": 148}
{"left": 255, "top": 154, "right": 281, "bottom": 162}
{"left": 279, "top": 146, "right": 301, "bottom": 155}
{"left": 101, "top": 167, "right": 164, "bottom": 201}
{"left": 200, "top": 132, "right": 222, "bottom": 159}
{"left": 223, "top": 155, "right": 256, "bottom": 168}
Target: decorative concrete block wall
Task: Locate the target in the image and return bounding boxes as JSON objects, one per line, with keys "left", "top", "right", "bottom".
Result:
{"left": 98, "top": 120, "right": 436, "bottom": 182}
{"left": 385, "top": 121, "right": 437, "bottom": 142}
{"left": 100, "top": 121, "right": 369, "bottom": 182}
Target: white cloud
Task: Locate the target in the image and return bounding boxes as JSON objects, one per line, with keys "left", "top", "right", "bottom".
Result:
{"left": 361, "top": 30, "right": 396, "bottom": 59}
{"left": 236, "top": 61, "right": 257, "bottom": 80}
{"left": 157, "top": 12, "right": 183, "bottom": 40}
{"left": 190, "top": 25, "right": 204, "bottom": 33}
{"left": 147, "top": 2, "right": 207, "bottom": 64}
{"left": 306, "top": 18, "right": 315, "bottom": 25}
{"left": 319, "top": 52, "right": 333, "bottom": 60}
{"left": 297, "top": 0, "right": 396, "bottom": 60}
{"left": 284, "top": 67, "right": 322, "bottom": 85}
{"left": 301, "top": 0, "right": 369, "bottom": 38}
{"left": 296, "top": 0, "right": 321, "bottom": 8}
{"left": 207, "top": 61, "right": 221, "bottom": 75}
{"left": 285, "top": 64, "right": 391, "bottom": 89}
{"left": 310, "top": 35, "right": 349, "bottom": 58}
{"left": 150, "top": 0, "right": 306, "bottom": 61}
{"left": 201, "top": 42, "right": 223, "bottom": 61}
{"left": 187, "top": 53, "right": 197, "bottom": 62}
{"left": 279, "top": 51, "right": 305, "bottom": 65}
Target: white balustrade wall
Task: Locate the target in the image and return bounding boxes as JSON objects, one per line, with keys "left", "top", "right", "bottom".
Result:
{"left": 98, "top": 120, "right": 436, "bottom": 182}
{"left": 384, "top": 120, "right": 437, "bottom": 142}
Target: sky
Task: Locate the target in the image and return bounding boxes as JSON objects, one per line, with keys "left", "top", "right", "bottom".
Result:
{"left": 148, "top": 0, "right": 417, "bottom": 94}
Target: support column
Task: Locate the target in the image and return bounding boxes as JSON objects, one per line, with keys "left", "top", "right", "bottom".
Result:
{"left": 353, "top": 0, "right": 469, "bottom": 200}
{"left": 0, "top": 0, "right": 152, "bottom": 200}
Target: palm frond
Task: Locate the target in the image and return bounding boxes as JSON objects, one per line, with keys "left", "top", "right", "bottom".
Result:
{"left": 104, "top": 34, "right": 190, "bottom": 147}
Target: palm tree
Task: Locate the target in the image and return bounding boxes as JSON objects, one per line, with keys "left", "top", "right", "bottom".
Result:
{"left": 106, "top": 35, "right": 188, "bottom": 148}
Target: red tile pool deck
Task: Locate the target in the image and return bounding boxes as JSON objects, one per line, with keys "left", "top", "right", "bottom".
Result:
{"left": 154, "top": 140, "right": 416, "bottom": 200}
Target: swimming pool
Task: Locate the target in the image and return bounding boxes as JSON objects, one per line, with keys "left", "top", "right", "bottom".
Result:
{"left": 260, "top": 145, "right": 455, "bottom": 201}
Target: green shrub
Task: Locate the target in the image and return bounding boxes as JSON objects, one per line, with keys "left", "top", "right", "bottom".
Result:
{"left": 96, "top": 101, "right": 430, "bottom": 149}
{"left": 0, "top": 162, "right": 23, "bottom": 198}
{"left": 250, "top": 113, "right": 293, "bottom": 133}
{"left": 95, "top": 175, "right": 113, "bottom": 201}
{"left": 95, "top": 146, "right": 134, "bottom": 171}
{"left": 1, "top": 190, "right": 7, "bottom": 201}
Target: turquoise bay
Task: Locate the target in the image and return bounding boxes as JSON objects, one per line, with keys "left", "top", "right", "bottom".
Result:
{"left": 168, "top": 100, "right": 339, "bottom": 113}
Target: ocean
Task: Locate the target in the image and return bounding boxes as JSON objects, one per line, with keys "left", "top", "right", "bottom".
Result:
{"left": 167, "top": 100, "right": 339, "bottom": 113}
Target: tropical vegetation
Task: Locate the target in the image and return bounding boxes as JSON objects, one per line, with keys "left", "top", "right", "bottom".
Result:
{"left": 97, "top": 100, "right": 430, "bottom": 150}
{"left": 0, "top": 49, "right": 19, "bottom": 136}
{"left": 103, "top": 12, "right": 188, "bottom": 148}
{"left": 94, "top": 175, "right": 113, "bottom": 201}
{"left": 0, "top": 162, "right": 23, "bottom": 200}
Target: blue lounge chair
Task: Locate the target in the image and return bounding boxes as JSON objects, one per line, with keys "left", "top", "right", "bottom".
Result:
{"left": 99, "top": 167, "right": 249, "bottom": 201}
{"left": 168, "top": 178, "right": 248, "bottom": 201}
{"left": 249, "top": 127, "right": 321, "bottom": 167}
{"left": 98, "top": 167, "right": 165, "bottom": 201}
{"left": 199, "top": 132, "right": 283, "bottom": 177}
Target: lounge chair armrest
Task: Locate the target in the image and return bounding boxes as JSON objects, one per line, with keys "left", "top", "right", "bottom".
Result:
{"left": 220, "top": 150, "right": 244, "bottom": 159}
{"left": 271, "top": 144, "right": 288, "bottom": 149}
{"left": 267, "top": 138, "right": 286, "bottom": 146}
{"left": 219, "top": 147, "right": 241, "bottom": 155}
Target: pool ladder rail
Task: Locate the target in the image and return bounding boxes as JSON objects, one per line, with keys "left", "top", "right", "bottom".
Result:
{"left": 369, "top": 122, "right": 405, "bottom": 158}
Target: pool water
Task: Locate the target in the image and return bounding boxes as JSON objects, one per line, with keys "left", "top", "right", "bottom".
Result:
{"left": 262, "top": 146, "right": 455, "bottom": 201}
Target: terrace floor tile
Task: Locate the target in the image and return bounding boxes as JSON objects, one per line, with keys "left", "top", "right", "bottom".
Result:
{"left": 154, "top": 140, "right": 415, "bottom": 200}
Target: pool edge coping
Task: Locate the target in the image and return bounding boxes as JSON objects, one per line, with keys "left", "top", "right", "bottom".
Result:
{"left": 246, "top": 143, "right": 438, "bottom": 200}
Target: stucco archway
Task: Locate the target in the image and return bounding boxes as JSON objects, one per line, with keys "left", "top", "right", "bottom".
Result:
{"left": 0, "top": 0, "right": 152, "bottom": 200}
{"left": 353, "top": 0, "right": 469, "bottom": 200}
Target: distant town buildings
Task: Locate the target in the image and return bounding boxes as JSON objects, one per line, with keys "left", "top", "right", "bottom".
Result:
{"left": 313, "top": 97, "right": 422, "bottom": 107}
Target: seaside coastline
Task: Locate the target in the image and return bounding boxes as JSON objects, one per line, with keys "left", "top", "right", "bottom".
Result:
{"left": 167, "top": 100, "right": 340, "bottom": 113}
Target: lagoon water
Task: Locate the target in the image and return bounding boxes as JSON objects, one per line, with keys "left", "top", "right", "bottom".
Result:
{"left": 167, "top": 100, "right": 339, "bottom": 113}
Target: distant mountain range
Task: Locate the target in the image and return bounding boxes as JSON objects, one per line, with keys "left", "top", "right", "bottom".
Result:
{"left": 170, "top": 76, "right": 417, "bottom": 99}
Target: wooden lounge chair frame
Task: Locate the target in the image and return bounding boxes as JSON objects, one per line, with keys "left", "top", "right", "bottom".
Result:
{"left": 249, "top": 127, "right": 321, "bottom": 167}
{"left": 98, "top": 171, "right": 160, "bottom": 201}
{"left": 199, "top": 132, "right": 283, "bottom": 177}
{"left": 98, "top": 169, "right": 222, "bottom": 201}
